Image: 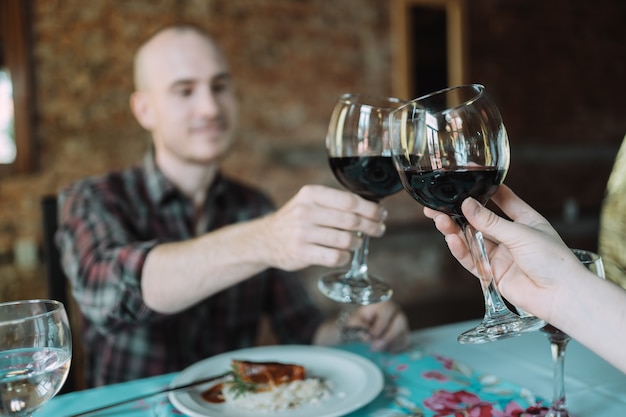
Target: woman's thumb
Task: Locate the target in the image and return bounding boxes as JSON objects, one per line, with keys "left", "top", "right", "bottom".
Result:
{"left": 462, "top": 197, "right": 509, "bottom": 241}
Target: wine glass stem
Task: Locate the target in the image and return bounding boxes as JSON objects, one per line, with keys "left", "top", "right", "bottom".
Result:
{"left": 461, "top": 221, "right": 511, "bottom": 318}
{"left": 346, "top": 232, "right": 369, "bottom": 280}
{"left": 550, "top": 336, "right": 570, "bottom": 412}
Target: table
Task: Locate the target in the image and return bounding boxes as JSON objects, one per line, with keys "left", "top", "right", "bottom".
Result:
{"left": 410, "top": 319, "right": 626, "bottom": 415}
{"left": 36, "top": 319, "right": 626, "bottom": 417}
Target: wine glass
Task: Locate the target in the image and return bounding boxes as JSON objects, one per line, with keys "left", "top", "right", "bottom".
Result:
{"left": 541, "top": 249, "right": 604, "bottom": 417}
{"left": 389, "top": 84, "right": 545, "bottom": 343}
{"left": 318, "top": 93, "right": 406, "bottom": 305}
{"left": 0, "top": 300, "right": 72, "bottom": 417}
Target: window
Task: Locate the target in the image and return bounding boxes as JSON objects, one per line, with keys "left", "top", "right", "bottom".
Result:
{"left": 0, "top": 0, "right": 35, "bottom": 175}
{"left": 0, "top": 69, "right": 15, "bottom": 163}
{"left": 391, "top": 0, "right": 468, "bottom": 100}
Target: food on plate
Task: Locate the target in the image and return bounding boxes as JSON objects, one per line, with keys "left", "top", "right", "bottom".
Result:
{"left": 201, "top": 359, "right": 331, "bottom": 411}
{"left": 232, "top": 360, "right": 306, "bottom": 386}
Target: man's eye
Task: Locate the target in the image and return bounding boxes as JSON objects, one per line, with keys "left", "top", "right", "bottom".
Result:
{"left": 175, "top": 87, "right": 193, "bottom": 97}
{"left": 212, "top": 81, "right": 230, "bottom": 94}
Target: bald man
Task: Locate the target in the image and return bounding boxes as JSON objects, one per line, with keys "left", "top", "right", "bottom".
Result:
{"left": 57, "top": 24, "right": 408, "bottom": 387}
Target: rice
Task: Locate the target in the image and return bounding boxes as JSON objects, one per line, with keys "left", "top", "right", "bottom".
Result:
{"left": 222, "top": 378, "right": 332, "bottom": 412}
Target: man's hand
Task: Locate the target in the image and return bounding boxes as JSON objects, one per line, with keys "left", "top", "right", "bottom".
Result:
{"left": 259, "top": 185, "right": 388, "bottom": 271}
{"left": 314, "top": 301, "right": 410, "bottom": 353}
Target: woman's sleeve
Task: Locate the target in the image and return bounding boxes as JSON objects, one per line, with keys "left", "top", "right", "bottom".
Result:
{"left": 599, "top": 134, "right": 626, "bottom": 290}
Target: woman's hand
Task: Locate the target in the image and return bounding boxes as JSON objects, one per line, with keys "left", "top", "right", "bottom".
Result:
{"left": 423, "top": 184, "right": 581, "bottom": 322}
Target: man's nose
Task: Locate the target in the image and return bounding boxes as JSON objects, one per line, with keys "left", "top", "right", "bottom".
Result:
{"left": 196, "top": 88, "right": 220, "bottom": 117}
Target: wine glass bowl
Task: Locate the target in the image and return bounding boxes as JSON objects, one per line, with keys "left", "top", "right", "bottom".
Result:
{"left": 540, "top": 249, "right": 604, "bottom": 417}
{"left": 389, "top": 84, "right": 545, "bottom": 343}
{"left": 0, "top": 300, "right": 72, "bottom": 417}
{"left": 318, "top": 93, "right": 405, "bottom": 305}
{"left": 390, "top": 84, "right": 509, "bottom": 218}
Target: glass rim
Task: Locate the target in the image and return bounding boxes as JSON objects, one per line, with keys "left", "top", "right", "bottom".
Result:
{"left": 397, "top": 83, "right": 486, "bottom": 113}
{"left": 337, "top": 92, "right": 406, "bottom": 110}
{"left": 0, "top": 299, "right": 66, "bottom": 325}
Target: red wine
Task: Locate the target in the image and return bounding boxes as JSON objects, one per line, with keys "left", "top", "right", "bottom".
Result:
{"left": 329, "top": 156, "right": 403, "bottom": 202}
{"left": 399, "top": 167, "right": 506, "bottom": 217}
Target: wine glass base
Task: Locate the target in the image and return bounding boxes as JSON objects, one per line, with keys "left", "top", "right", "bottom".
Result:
{"left": 457, "top": 313, "right": 545, "bottom": 344}
{"left": 317, "top": 272, "right": 393, "bottom": 305}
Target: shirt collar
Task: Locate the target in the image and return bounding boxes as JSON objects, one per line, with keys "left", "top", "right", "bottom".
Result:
{"left": 143, "top": 148, "right": 178, "bottom": 206}
{"left": 142, "top": 148, "right": 228, "bottom": 207}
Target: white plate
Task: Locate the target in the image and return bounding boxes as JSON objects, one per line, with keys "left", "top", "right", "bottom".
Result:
{"left": 169, "top": 345, "right": 383, "bottom": 417}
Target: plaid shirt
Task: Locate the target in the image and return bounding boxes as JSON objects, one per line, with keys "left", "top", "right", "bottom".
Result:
{"left": 57, "top": 152, "right": 325, "bottom": 387}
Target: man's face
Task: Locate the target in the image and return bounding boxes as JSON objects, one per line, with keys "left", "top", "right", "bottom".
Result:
{"left": 134, "top": 30, "right": 238, "bottom": 166}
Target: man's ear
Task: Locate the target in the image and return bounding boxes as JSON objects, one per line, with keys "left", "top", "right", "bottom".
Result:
{"left": 130, "top": 91, "right": 155, "bottom": 130}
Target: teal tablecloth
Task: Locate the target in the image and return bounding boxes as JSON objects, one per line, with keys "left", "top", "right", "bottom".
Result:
{"left": 38, "top": 339, "right": 549, "bottom": 417}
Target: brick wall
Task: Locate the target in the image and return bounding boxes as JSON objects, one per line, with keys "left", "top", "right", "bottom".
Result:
{"left": 1, "top": 0, "right": 625, "bottom": 323}
{"left": 469, "top": 1, "right": 626, "bottom": 220}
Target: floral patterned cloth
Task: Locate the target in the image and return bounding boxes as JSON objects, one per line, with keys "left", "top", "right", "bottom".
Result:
{"left": 339, "top": 341, "right": 549, "bottom": 417}
{"left": 150, "top": 341, "right": 550, "bottom": 417}
{"left": 39, "top": 340, "right": 550, "bottom": 417}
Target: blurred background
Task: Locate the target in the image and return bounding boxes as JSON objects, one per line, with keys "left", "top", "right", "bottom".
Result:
{"left": 0, "top": 0, "right": 625, "bottom": 331}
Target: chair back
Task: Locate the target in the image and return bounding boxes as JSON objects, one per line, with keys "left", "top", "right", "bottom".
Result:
{"left": 41, "top": 195, "right": 78, "bottom": 393}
